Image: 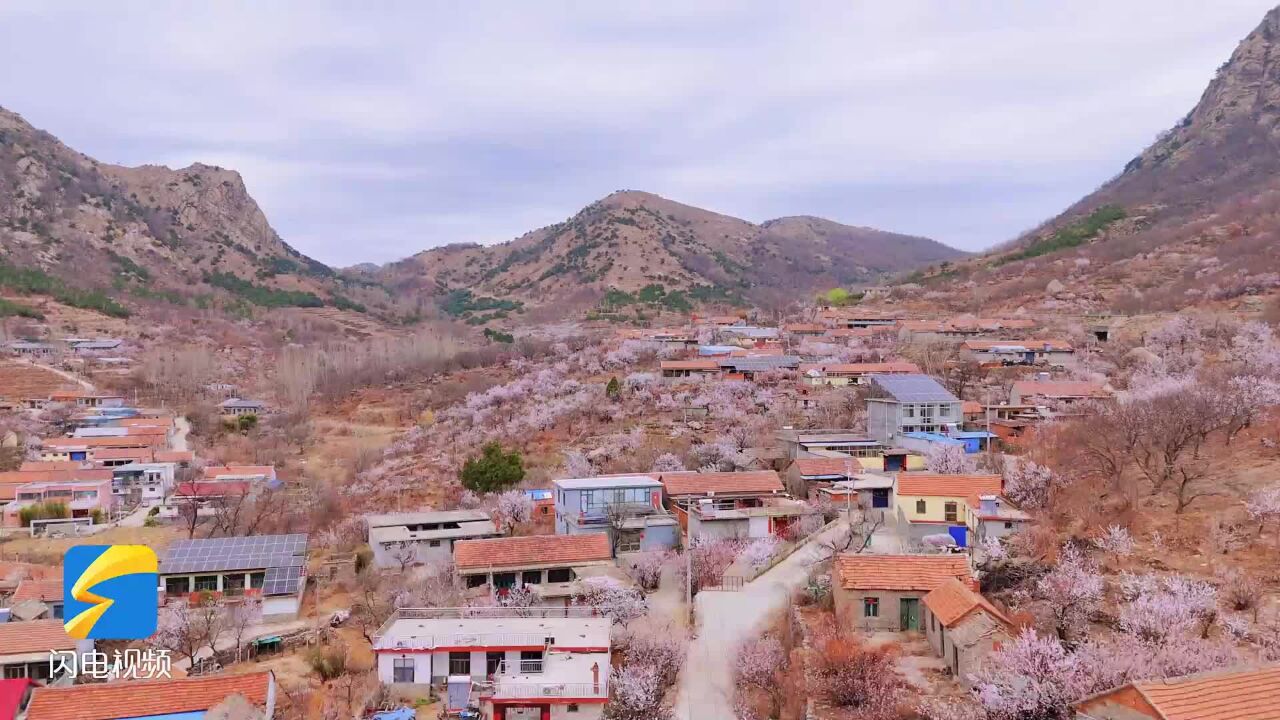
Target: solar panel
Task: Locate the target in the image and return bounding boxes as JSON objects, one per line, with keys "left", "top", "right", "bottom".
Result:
{"left": 159, "top": 533, "right": 308, "bottom": 575}
{"left": 262, "top": 565, "right": 303, "bottom": 596}
{"left": 869, "top": 374, "right": 958, "bottom": 403}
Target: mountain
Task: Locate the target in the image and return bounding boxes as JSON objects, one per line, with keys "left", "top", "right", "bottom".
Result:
{"left": 383, "top": 190, "right": 963, "bottom": 309}
{"left": 910, "top": 7, "right": 1280, "bottom": 315}
{"left": 0, "top": 107, "right": 385, "bottom": 318}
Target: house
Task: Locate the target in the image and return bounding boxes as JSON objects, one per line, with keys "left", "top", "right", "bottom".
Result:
{"left": 1009, "top": 379, "right": 1110, "bottom": 407}
{"left": 525, "top": 488, "right": 555, "bottom": 520}
{"left": 658, "top": 470, "right": 811, "bottom": 540}
{"left": 799, "top": 361, "right": 921, "bottom": 387}
{"left": 202, "top": 465, "right": 278, "bottom": 485}
{"left": 218, "top": 398, "right": 266, "bottom": 416}
{"left": 716, "top": 355, "right": 801, "bottom": 380}
{"left": 374, "top": 607, "right": 610, "bottom": 719}
{"left": 163, "top": 465, "right": 279, "bottom": 512}
{"left": 365, "top": 509, "right": 502, "bottom": 569}
{"left": 790, "top": 459, "right": 895, "bottom": 510}
{"left": 8, "top": 578, "right": 64, "bottom": 620}
{"left": 158, "top": 534, "right": 308, "bottom": 620}
{"left": 6, "top": 341, "right": 55, "bottom": 358}
{"left": 865, "top": 374, "right": 962, "bottom": 443}
{"left": 0, "top": 469, "right": 112, "bottom": 504}
{"left": 453, "top": 534, "right": 615, "bottom": 601}
{"left": 817, "top": 311, "right": 898, "bottom": 329}
{"left": 67, "top": 338, "right": 124, "bottom": 354}
{"left": 38, "top": 436, "right": 153, "bottom": 463}
{"left": 965, "top": 494, "right": 1031, "bottom": 544}
{"left": 660, "top": 359, "right": 722, "bottom": 380}
{"left": 783, "top": 323, "right": 825, "bottom": 336}
{"left": 777, "top": 430, "right": 886, "bottom": 459}
{"left": 963, "top": 339, "right": 1074, "bottom": 367}
{"left": 48, "top": 390, "right": 125, "bottom": 408}
{"left": 2, "top": 478, "right": 114, "bottom": 529}
{"left": 1072, "top": 664, "right": 1280, "bottom": 720}
{"left": 0, "top": 561, "right": 58, "bottom": 599}
{"left": 922, "top": 578, "right": 1015, "bottom": 681}
{"left": 894, "top": 473, "right": 1003, "bottom": 547}
{"left": 832, "top": 554, "right": 972, "bottom": 632}
{"left": 0, "top": 619, "right": 93, "bottom": 682}
{"left": 0, "top": 678, "right": 36, "bottom": 720}
{"left": 25, "top": 670, "right": 277, "bottom": 720}
{"left": 553, "top": 475, "right": 678, "bottom": 554}
{"left": 109, "top": 462, "right": 176, "bottom": 507}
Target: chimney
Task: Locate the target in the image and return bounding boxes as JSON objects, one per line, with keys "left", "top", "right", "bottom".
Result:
{"left": 979, "top": 495, "right": 998, "bottom": 516}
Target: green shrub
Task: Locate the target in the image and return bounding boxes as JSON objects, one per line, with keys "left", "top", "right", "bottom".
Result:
{"left": 442, "top": 289, "right": 522, "bottom": 317}
{"left": 997, "top": 205, "right": 1126, "bottom": 265}
{"left": 0, "top": 261, "right": 129, "bottom": 317}
{"left": 205, "top": 272, "right": 324, "bottom": 308}
{"left": 307, "top": 643, "right": 348, "bottom": 681}
{"left": 483, "top": 328, "right": 514, "bottom": 343}
{"left": 0, "top": 298, "right": 43, "bottom": 319}
{"left": 18, "top": 501, "right": 69, "bottom": 527}
{"left": 460, "top": 442, "right": 525, "bottom": 493}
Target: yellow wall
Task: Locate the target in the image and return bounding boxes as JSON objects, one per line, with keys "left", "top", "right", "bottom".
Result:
{"left": 897, "top": 494, "right": 968, "bottom": 524}
{"left": 854, "top": 455, "right": 926, "bottom": 471}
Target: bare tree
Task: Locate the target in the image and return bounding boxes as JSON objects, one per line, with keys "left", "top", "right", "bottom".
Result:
{"left": 225, "top": 595, "right": 263, "bottom": 662}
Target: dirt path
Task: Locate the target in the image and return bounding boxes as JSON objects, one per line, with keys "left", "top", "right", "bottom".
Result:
{"left": 672, "top": 521, "right": 848, "bottom": 720}
{"left": 171, "top": 416, "right": 191, "bottom": 452}
{"left": 16, "top": 358, "right": 94, "bottom": 391}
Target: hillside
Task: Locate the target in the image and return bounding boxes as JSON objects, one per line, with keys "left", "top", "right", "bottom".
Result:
{"left": 0, "top": 106, "right": 388, "bottom": 319}
{"left": 899, "top": 6, "right": 1280, "bottom": 316}
{"left": 382, "top": 190, "right": 963, "bottom": 309}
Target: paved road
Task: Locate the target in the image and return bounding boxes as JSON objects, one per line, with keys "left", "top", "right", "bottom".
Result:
{"left": 171, "top": 416, "right": 191, "bottom": 452}
{"left": 672, "top": 521, "right": 849, "bottom": 720}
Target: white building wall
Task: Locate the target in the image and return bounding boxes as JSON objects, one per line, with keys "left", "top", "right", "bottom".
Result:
{"left": 747, "top": 515, "right": 770, "bottom": 538}
{"left": 551, "top": 704, "right": 604, "bottom": 720}
{"left": 262, "top": 595, "right": 300, "bottom": 621}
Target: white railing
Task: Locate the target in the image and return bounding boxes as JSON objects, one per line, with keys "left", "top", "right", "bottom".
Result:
{"left": 497, "top": 659, "right": 545, "bottom": 675}
{"left": 377, "top": 632, "right": 548, "bottom": 651}
{"left": 486, "top": 681, "right": 607, "bottom": 699}
{"left": 374, "top": 606, "right": 598, "bottom": 643}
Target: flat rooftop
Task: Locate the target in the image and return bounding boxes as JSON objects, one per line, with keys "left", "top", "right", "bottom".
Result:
{"left": 375, "top": 611, "right": 611, "bottom": 651}
{"left": 364, "top": 509, "right": 492, "bottom": 528}
{"left": 369, "top": 521, "right": 498, "bottom": 544}
{"left": 554, "top": 475, "right": 661, "bottom": 490}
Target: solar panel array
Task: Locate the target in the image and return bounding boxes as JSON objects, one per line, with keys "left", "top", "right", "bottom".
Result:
{"left": 159, "top": 533, "right": 308, "bottom": 575}
{"left": 263, "top": 565, "right": 304, "bottom": 596}
{"left": 869, "top": 374, "right": 958, "bottom": 403}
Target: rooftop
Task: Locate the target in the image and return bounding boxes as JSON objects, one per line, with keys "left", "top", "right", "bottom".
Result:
{"left": 11, "top": 578, "right": 62, "bottom": 603}
{"left": 159, "top": 534, "right": 307, "bottom": 596}
{"left": 659, "top": 470, "right": 784, "bottom": 497}
{"left": 26, "top": 670, "right": 274, "bottom": 720}
{"left": 555, "top": 474, "right": 662, "bottom": 490}
{"left": 370, "top": 521, "right": 499, "bottom": 545}
{"left": 1075, "top": 664, "right": 1280, "bottom": 720}
{"left": 922, "top": 577, "right": 1012, "bottom": 629}
{"left": 896, "top": 473, "right": 1002, "bottom": 498}
{"left": 792, "top": 457, "right": 861, "bottom": 479}
{"left": 835, "top": 554, "right": 971, "bottom": 591}
{"left": 374, "top": 610, "right": 610, "bottom": 652}
{"left": 869, "top": 374, "right": 959, "bottom": 403}
{"left": 364, "top": 508, "right": 492, "bottom": 528}
{"left": 0, "top": 618, "right": 79, "bottom": 654}
{"left": 454, "top": 534, "right": 612, "bottom": 571}
{"left": 1011, "top": 380, "right": 1110, "bottom": 399}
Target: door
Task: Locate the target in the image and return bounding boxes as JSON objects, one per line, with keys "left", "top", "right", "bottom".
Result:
{"left": 900, "top": 598, "right": 921, "bottom": 631}
{"left": 872, "top": 489, "right": 889, "bottom": 509}
{"left": 70, "top": 451, "right": 87, "bottom": 461}
{"left": 948, "top": 525, "right": 968, "bottom": 548}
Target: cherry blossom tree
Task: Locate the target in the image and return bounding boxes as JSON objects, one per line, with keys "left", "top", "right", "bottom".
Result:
{"left": 1091, "top": 525, "right": 1134, "bottom": 557}
{"left": 734, "top": 634, "right": 786, "bottom": 717}
{"left": 1145, "top": 315, "right": 1206, "bottom": 375}
{"left": 624, "top": 552, "right": 667, "bottom": 590}
{"left": 487, "top": 489, "right": 534, "bottom": 534}
{"left": 1002, "top": 458, "right": 1058, "bottom": 511}
{"left": 970, "top": 629, "right": 1084, "bottom": 720}
{"left": 1117, "top": 575, "right": 1217, "bottom": 642}
{"left": 926, "top": 443, "right": 975, "bottom": 474}
{"left": 739, "top": 536, "right": 782, "bottom": 570}
{"left": 562, "top": 450, "right": 596, "bottom": 478}
{"left": 649, "top": 453, "right": 686, "bottom": 473}
{"left": 605, "top": 664, "right": 670, "bottom": 720}
{"left": 1035, "top": 545, "right": 1103, "bottom": 643}
{"left": 1246, "top": 484, "right": 1280, "bottom": 541}
{"left": 809, "top": 629, "right": 903, "bottom": 720}
{"left": 573, "top": 577, "right": 648, "bottom": 625}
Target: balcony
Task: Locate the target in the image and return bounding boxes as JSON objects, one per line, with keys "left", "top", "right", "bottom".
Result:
{"left": 572, "top": 502, "right": 661, "bottom": 525}
{"left": 497, "top": 659, "right": 545, "bottom": 675}
{"left": 485, "top": 681, "right": 607, "bottom": 700}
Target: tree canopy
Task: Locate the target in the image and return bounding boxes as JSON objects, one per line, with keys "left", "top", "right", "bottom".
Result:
{"left": 460, "top": 442, "right": 526, "bottom": 493}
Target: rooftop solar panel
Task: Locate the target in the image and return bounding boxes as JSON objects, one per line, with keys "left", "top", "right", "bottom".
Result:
{"left": 869, "top": 374, "right": 959, "bottom": 403}
{"left": 159, "top": 533, "right": 308, "bottom": 575}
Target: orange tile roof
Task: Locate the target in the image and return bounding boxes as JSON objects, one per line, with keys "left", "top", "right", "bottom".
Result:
{"left": 42, "top": 436, "right": 151, "bottom": 449}
{"left": 1075, "top": 664, "right": 1280, "bottom": 720}
{"left": 659, "top": 470, "right": 784, "bottom": 497}
{"left": 89, "top": 447, "right": 154, "bottom": 461}
{"left": 201, "top": 465, "right": 275, "bottom": 479}
{"left": 896, "top": 473, "right": 1001, "bottom": 498}
{"left": 154, "top": 450, "right": 194, "bottom": 463}
{"left": 835, "top": 554, "right": 971, "bottom": 591}
{"left": 0, "top": 619, "right": 78, "bottom": 654}
{"left": 793, "top": 458, "right": 860, "bottom": 478}
{"left": 1011, "top": 380, "right": 1109, "bottom": 399}
{"left": 26, "top": 670, "right": 274, "bottom": 720}
{"left": 784, "top": 323, "right": 826, "bottom": 333}
{"left": 18, "top": 461, "right": 86, "bottom": 471}
{"left": 922, "top": 577, "right": 1012, "bottom": 629}
{"left": 809, "top": 361, "right": 920, "bottom": 375}
{"left": 454, "top": 534, "right": 612, "bottom": 571}
{"left": 0, "top": 561, "right": 58, "bottom": 586}
{"left": 11, "top": 578, "right": 63, "bottom": 603}
{"left": 660, "top": 359, "right": 722, "bottom": 370}
{"left": 0, "top": 469, "right": 113, "bottom": 485}
{"left": 965, "top": 339, "right": 1073, "bottom": 352}
{"left": 48, "top": 390, "right": 123, "bottom": 400}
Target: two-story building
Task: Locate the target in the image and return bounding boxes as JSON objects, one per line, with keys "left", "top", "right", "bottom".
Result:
{"left": 0, "top": 619, "right": 93, "bottom": 683}
{"left": 1009, "top": 379, "right": 1110, "bottom": 407}
{"left": 962, "top": 339, "right": 1075, "bottom": 368}
{"left": 865, "top": 374, "right": 962, "bottom": 444}
{"left": 374, "top": 607, "right": 610, "bottom": 720}
{"left": 453, "top": 535, "right": 615, "bottom": 603}
{"left": 2, "top": 478, "right": 113, "bottom": 528}
{"left": 109, "top": 462, "right": 176, "bottom": 507}
{"left": 894, "top": 473, "right": 1003, "bottom": 547}
{"left": 553, "top": 475, "right": 678, "bottom": 553}
{"left": 366, "top": 509, "right": 502, "bottom": 569}
{"left": 965, "top": 493, "right": 1031, "bottom": 544}
{"left": 658, "top": 470, "right": 812, "bottom": 540}
{"left": 832, "top": 554, "right": 972, "bottom": 632}
{"left": 799, "top": 361, "right": 921, "bottom": 387}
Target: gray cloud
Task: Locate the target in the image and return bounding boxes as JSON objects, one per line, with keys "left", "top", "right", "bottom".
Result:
{"left": 0, "top": 2, "right": 1272, "bottom": 264}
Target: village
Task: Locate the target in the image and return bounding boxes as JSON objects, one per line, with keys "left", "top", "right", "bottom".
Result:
{"left": 0, "top": 297, "right": 1276, "bottom": 720}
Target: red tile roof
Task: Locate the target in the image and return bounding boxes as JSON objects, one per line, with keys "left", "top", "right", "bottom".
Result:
{"left": 793, "top": 458, "right": 859, "bottom": 478}
{"left": 18, "top": 461, "right": 86, "bottom": 471}
{"left": 659, "top": 470, "right": 784, "bottom": 497}
{"left": 964, "top": 339, "right": 1073, "bottom": 352}
{"left": 154, "top": 450, "right": 194, "bottom": 463}
{"left": 0, "top": 679, "right": 35, "bottom": 720}
{"left": 0, "top": 618, "right": 78, "bottom": 654}
{"left": 42, "top": 436, "right": 151, "bottom": 449}
{"left": 454, "top": 534, "right": 612, "bottom": 571}
{"left": 1074, "top": 664, "right": 1280, "bottom": 720}
{"left": 89, "top": 447, "right": 154, "bottom": 461}
{"left": 26, "top": 671, "right": 274, "bottom": 720}
{"left": 660, "top": 359, "right": 721, "bottom": 371}
{"left": 174, "top": 480, "right": 250, "bottom": 498}
{"left": 835, "top": 554, "right": 971, "bottom": 591}
{"left": 922, "top": 577, "right": 1012, "bottom": 629}
{"left": 201, "top": 465, "right": 274, "bottom": 479}
{"left": 0, "top": 469, "right": 113, "bottom": 485}
{"left": 11, "top": 578, "right": 63, "bottom": 603}
{"left": 804, "top": 361, "right": 921, "bottom": 375}
{"left": 896, "top": 473, "right": 1001, "bottom": 498}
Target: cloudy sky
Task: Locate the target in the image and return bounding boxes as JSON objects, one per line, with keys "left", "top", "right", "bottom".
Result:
{"left": 0, "top": 2, "right": 1273, "bottom": 265}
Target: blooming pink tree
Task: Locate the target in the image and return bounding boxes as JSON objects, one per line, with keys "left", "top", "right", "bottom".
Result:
{"left": 1247, "top": 484, "right": 1280, "bottom": 540}
{"left": 1035, "top": 545, "right": 1103, "bottom": 642}
{"left": 970, "top": 629, "right": 1084, "bottom": 720}
{"left": 925, "top": 443, "right": 975, "bottom": 474}
{"left": 573, "top": 577, "right": 648, "bottom": 625}
{"left": 1002, "top": 457, "right": 1058, "bottom": 511}
{"left": 561, "top": 450, "right": 596, "bottom": 478}
{"left": 1091, "top": 525, "right": 1134, "bottom": 557}
{"left": 739, "top": 536, "right": 782, "bottom": 570}
{"left": 624, "top": 551, "right": 667, "bottom": 590}
{"left": 605, "top": 664, "right": 669, "bottom": 720}
{"left": 649, "top": 453, "right": 686, "bottom": 473}
{"left": 487, "top": 489, "right": 534, "bottom": 534}
{"left": 1117, "top": 574, "right": 1217, "bottom": 642}
{"left": 734, "top": 634, "right": 786, "bottom": 717}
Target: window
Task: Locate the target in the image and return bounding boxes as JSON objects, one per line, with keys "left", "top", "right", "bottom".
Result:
{"left": 616, "top": 531, "right": 641, "bottom": 554}
{"left": 903, "top": 404, "right": 915, "bottom": 418}
{"left": 3, "top": 666, "right": 23, "bottom": 679}
{"left": 915, "top": 499, "right": 926, "bottom": 514}
{"left": 194, "top": 575, "right": 218, "bottom": 592}
{"left": 520, "top": 650, "right": 544, "bottom": 673}
{"left": 938, "top": 404, "right": 951, "bottom": 419}
{"left": 224, "top": 574, "right": 246, "bottom": 595}
{"left": 547, "top": 568, "right": 572, "bottom": 583}
{"left": 249, "top": 572, "right": 265, "bottom": 589}
{"left": 465, "top": 574, "right": 487, "bottom": 589}
{"left": 1004, "top": 522, "right": 1015, "bottom": 530}
{"left": 487, "top": 651, "right": 505, "bottom": 676}
{"left": 448, "top": 652, "right": 471, "bottom": 675}
{"left": 944, "top": 502, "right": 958, "bottom": 523}
{"left": 522, "top": 570, "right": 543, "bottom": 586}
{"left": 165, "top": 576, "right": 191, "bottom": 595}
{"left": 492, "top": 572, "right": 516, "bottom": 589}
{"left": 863, "top": 597, "right": 880, "bottom": 617}
{"left": 568, "top": 704, "right": 580, "bottom": 712}
{"left": 428, "top": 540, "right": 441, "bottom": 547}
{"left": 393, "top": 658, "right": 415, "bottom": 683}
